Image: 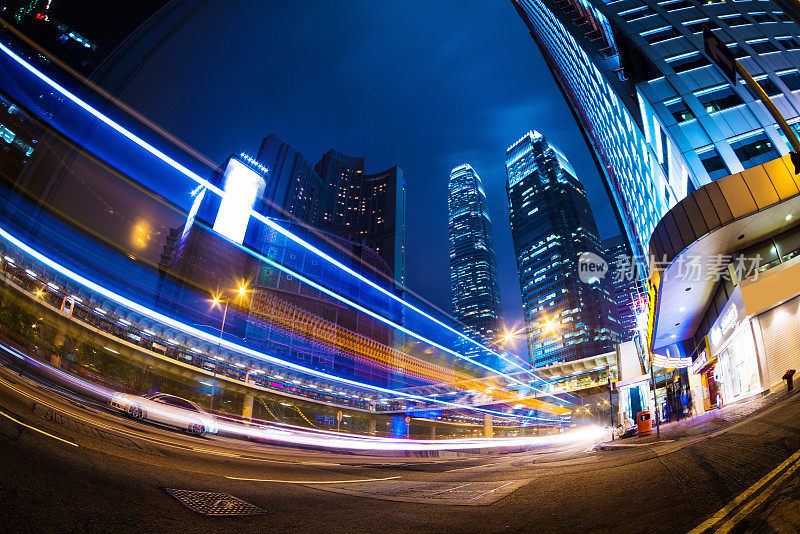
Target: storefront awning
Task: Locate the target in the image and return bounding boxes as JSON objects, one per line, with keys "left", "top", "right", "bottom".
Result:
{"left": 648, "top": 155, "right": 800, "bottom": 351}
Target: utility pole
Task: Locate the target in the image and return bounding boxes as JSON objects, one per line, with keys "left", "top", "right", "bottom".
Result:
{"left": 650, "top": 353, "right": 660, "bottom": 439}
{"left": 704, "top": 28, "right": 800, "bottom": 168}
{"left": 211, "top": 300, "right": 228, "bottom": 412}
{"left": 736, "top": 62, "right": 800, "bottom": 153}
{"left": 608, "top": 365, "right": 614, "bottom": 441}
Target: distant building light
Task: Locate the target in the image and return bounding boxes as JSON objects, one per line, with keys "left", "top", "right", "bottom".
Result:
{"left": 238, "top": 153, "right": 269, "bottom": 174}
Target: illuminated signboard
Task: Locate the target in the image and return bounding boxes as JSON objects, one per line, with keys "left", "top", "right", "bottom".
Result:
{"left": 691, "top": 350, "right": 707, "bottom": 374}
{"left": 213, "top": 158, "right": 266, "bottom": 245}
{"left": 709, "top": 327, "right": 722, "bottom": 346}
{"left": 720, "top": 306, "right": 738, "bottom": 334}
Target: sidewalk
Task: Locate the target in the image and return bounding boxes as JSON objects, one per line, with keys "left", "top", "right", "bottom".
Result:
{"left": 596, "top": 386, "right": 799, "bottom": 450}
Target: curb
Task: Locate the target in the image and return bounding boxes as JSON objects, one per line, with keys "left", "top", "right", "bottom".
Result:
{"left": 595, "top": 439, "right": 674, "bottom": 451}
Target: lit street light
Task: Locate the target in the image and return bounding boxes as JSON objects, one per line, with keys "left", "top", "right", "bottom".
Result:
{"left": 501, "top": 318, "right": 561, "bottom": 366}
{"left": 208, "top": 281, "right": 250, "bottom": 411}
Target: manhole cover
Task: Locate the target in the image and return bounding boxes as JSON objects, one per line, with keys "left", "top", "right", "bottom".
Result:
{"left": 163, "top": 488, "right": 268, "bottom": 516}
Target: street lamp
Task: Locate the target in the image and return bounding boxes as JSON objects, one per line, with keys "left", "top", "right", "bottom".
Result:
{"left": 500, "top": 318, "right": 561, "bottom": 365}
{"left": 208, "top": 281, "right": 249, "bottom": 411}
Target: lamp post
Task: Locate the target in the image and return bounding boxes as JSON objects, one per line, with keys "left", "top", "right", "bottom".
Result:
{"left": 209, "top": 282, "right": 249, "bottom": 412}
{"left": 608, "top": 366, "right": 614, "bottom": 441}
{"left": 501, "top": 318, "right": 560, "bottom": 366}
{"left": 649, "top": 352, "right": 660, "bottom": 439}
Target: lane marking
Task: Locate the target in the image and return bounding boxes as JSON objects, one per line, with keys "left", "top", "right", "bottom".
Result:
{"left": 688, "top": 447, "right": 800, "bottom": 533}
{"left": 0, "top": 409, "right": 78, "bottom": 447}
{"left": 226, "top": 475, "right": 401, "bottom": 484}
{"left": 444, "top": 463, "right": 497, "bottom": 472}
{"left": 716, "top": 454, "right": 800, "bottom": 533}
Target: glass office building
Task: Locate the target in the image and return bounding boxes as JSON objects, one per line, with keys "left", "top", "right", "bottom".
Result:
{"left": 447, "top": 164, "right": 503, "bottom": 348}
{"left": 314, "top": 149, "right": 406, "bottom": 286}
{"left": 603, "top": 234, "right": 645, "bottom": 341}
{"left": 506, "top": 131, "right": 620, "bottom": 367}
{"left": 512, "top": 0, "right": 800, "bottom": 261}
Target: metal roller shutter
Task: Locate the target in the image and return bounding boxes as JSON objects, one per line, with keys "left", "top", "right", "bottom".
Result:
{"left": 758, "top": 296, "right": 800, "bottom": 389}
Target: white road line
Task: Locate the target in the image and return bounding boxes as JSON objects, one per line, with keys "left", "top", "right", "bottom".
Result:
{"left": 689, "top": 447, "right": 800, "bottom": 533}
{"left": 444, "top": 463, "right": 497, "bottom": 472}
{"left": 226, "top": 475, "right": 401, "bottom": 484}
{"left": 0, "top": 409, "right": 78, "bottom": 447}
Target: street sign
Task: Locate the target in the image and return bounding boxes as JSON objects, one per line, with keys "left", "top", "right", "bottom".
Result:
{"left": 336, "top": 410, "right": 343, "bottom": 422}
{"left": 703, "top": 28, "right": 737, "bottom": 84}
{"left": 404, "top": 416, "right": 410, "bottom": 424}
{"left": 315, "top": 415, "right": 335, "bottom": 426}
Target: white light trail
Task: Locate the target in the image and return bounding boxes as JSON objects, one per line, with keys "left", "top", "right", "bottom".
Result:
{"left": 0, "top": 224, "right": 565, "bottom": 421}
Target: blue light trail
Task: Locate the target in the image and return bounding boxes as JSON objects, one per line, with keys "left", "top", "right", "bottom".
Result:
{"left": 0, "top": 222, "right": 567, "bottom": 422}
{"left": 0, "top": 39, "right": 551, "bottom": 391}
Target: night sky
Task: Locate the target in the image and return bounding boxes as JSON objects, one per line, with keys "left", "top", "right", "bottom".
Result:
{"left": 120, "top": 0, "right": 621, "bottom": 330}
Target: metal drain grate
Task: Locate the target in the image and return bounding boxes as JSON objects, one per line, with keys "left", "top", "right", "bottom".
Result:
{"left": 163, "top": 488, "right": 267, "bottom": 516}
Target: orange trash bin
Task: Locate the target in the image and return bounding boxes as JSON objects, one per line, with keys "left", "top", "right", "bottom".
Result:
{"left": 636, "top": 411, "right": 652, "bottom": 437}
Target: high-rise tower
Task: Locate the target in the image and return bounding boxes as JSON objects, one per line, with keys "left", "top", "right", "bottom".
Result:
{"left": 256, "top": 134, "right": 324, "bottom": 224}
{"left": 506, "top": 131, "right": 619, "bottom": 367}
{"left": 314, "top": 149, "right": 406, "bottom": 286}
{"left": 603, "top": 235, "right": 645, "bottom": 341}
{"left": 512, "top": 0, "right": 800, "bottom": 260}
{"left": 447, "top": 164, "right": 504, "bottom": 348}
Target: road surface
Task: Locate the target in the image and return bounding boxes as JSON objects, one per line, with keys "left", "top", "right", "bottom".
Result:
{"left": 0, "top": 356, "right": 799, "bottom": 533}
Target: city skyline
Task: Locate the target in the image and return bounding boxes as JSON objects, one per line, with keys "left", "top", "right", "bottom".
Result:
{"left": 4, "top": 3, "right": 800, "bottom": 530}
{"left": 113, "top": 1, "right": 622, "bottom": 327}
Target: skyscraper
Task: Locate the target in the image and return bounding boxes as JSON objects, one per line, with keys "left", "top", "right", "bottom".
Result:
{"left": 314, "top": 149, "right": 406, "bottom": 286}
{"left": 506, "top": 131, "right": 619, "bottom": 367}
{"left": 447, "top": 164, "right": 503, "bottom": 348}
{"left": 256, "top": 134, "right": 325, "bottom": 224}
{"left": 512, "top": 0, "right": 800, "bottom": 261}
{"left": 603, "top": 235, "right": 645, "bottom": 341}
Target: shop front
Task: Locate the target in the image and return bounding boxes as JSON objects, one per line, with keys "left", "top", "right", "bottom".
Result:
{"left": 706, "top": 294, "right": 763, "bottom": 406}
{"left": 754, "top": 294, "right": 800, "bottom": 390}
{"left": 692, "top": 350, "right": 720, "bottom": 412}
{"left": 617, "top": 376, "right": 652, "bottom": 426}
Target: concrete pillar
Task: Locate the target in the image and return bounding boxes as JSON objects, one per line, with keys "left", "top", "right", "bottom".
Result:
{"left": 243, "top": 393, "right": 254, "bottom": 421}
{"left": 369, "top": 419, "right": 376, "bottom": 435}
{"left": 53, "top": 331, "right": 66, "bottom": 348}
{"left": 430, "top": 426, "right": 436, "bottom": 439}
{"left": 484, "top": 413, "right": 493, "bottom": 438}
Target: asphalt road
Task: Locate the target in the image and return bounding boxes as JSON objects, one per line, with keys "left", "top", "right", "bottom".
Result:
{"left": 1, "top": 358, "right": 800, "bottom": 533}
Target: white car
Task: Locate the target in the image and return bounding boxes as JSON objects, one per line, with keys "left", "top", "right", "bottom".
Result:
{"left": 110, "top": 392, "right": 218, "bottom": 436}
